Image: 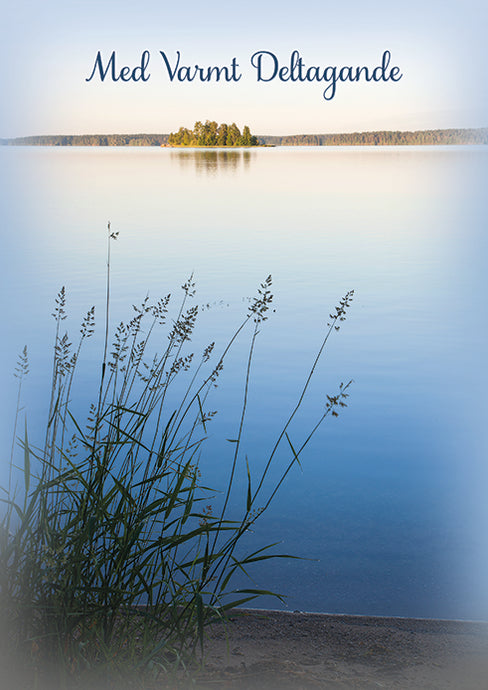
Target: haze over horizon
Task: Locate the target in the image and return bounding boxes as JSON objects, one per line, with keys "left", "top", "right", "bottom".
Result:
{"left": 0, "top": 0, "right": 486, "bottom": 139}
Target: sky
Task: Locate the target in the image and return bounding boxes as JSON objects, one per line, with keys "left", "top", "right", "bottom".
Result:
{"left": 0, "top": 0, "right": 487, "bottom": 137}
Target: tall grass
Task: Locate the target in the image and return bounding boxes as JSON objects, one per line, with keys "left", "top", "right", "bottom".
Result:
{"left": 0, "top": 224, "right": 353, "bottom": 688}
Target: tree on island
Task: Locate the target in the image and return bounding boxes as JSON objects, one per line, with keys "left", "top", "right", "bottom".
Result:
{"left": 168, "top": 120, "right": 259, "bottom": 147}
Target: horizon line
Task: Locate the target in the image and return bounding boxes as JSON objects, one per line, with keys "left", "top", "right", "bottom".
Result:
{"left": 2, "top": 125, "right": 488, "bottom": 141}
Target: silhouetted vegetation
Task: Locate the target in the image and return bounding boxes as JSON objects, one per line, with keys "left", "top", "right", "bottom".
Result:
{"left": 1, "top": 224, "right": 353, "bottom": 688}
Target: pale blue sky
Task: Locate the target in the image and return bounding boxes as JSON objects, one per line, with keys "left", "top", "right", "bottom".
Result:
{"left": 0, "top": 0, "right": 487, "bottom": 136}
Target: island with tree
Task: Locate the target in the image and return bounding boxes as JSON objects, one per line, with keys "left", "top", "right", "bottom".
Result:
{"left": 168, "top": 121, "right": 259, "bottom": 147}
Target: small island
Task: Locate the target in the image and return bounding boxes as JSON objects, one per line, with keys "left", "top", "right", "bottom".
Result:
{"left": 168, "top": 120, "right": 259, "bottom": 147}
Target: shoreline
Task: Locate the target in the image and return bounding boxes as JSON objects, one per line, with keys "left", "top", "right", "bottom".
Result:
{"left": 239, "top": 605, "right": 488, "bottom": 625}
{"left": 2, "top": 126, "right": 487, "bottom": 147}
{"left": 191, "top": 608, "right": 488, "bottom": 689}
{"left": 2, "top": 142, "right": 487, "bottom": 148}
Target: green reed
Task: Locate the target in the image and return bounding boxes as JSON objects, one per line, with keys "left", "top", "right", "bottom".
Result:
{"left": 0, "top": 224, "right": 353, "bottom": 689}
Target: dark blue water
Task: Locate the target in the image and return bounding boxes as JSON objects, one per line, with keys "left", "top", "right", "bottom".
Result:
{"left": 1, "top": 145, "right": 487, "bottom": 620}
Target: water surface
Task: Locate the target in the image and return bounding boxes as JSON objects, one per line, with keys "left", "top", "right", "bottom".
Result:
{"left": 1, "top": 145, "right": 487, "bottom": 619}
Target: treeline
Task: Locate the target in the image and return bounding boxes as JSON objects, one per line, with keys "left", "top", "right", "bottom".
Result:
{"left": 258, "top": 128, "right": 488, "bottom": 146}
{"left": 1, "top": 133, "right": 169, "bottom": 146}
{"left": 2, "top": 128, "right": 487, "bottom": 147}
{"left": 168, "top": 121, "right": 259, "bottom": 147}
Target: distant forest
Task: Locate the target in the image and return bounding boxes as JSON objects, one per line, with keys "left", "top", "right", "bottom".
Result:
{"left": 258, "top": 128, "right": 488, "bottom": 146}
{"left": 0, "top": 134, "right": 170, "bottom": 147}
{"left": 1, "top": 128, "right": 487, "bottom": 147}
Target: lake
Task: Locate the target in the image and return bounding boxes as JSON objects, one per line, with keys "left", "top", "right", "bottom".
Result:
{"left": 0, "top": 144, "right": 487, "bottom": 620}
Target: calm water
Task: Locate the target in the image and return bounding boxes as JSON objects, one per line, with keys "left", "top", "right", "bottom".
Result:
{"left": 1, "top": 145, "right": 487, "bottom": 620}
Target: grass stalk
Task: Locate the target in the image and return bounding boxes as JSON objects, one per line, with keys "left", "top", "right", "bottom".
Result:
{"left": 0, "top": 230, "right": 353, "bottom": 689}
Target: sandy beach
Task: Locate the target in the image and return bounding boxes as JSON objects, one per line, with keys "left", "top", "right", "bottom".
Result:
{"left": 191, "top": 609, "right": 488, "bottom": 689}
{"left": 2, "top": 608, "right": 488, "bottom": 689}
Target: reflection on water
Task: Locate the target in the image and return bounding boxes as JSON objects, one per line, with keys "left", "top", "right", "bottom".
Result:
{"left": 1, "top": 145, "right": 487, "bottom": 620}
{"left": 170, "top": 147, "right": 255, "bottom": 174}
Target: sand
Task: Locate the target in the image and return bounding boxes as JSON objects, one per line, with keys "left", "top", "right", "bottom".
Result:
{"left": 191, "top": 608, "right": 488, "bottom": 689}
{"left": 3, "top": 609, "right": 487, "bottom": 689}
